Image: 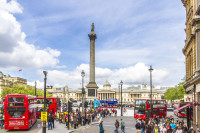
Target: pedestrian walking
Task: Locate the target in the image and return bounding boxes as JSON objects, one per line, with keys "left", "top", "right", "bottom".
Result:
{"left": 0, "top": 112, "right": 4, "bottom": 129}
{"left": 141, "top": 120, "right": 145, "bottom": 133}
{"left": 176, "top": 126, "right": 183, "bottom": 133}
{"left": 146, "top": 123, "right": 152, "bottom": 133}
{"left": 121, "top": 119, "right": 125, "bottom": 133}
{"left": 114, "top": 119, "right": 119, "bottom": 133}
{"left": 135, "top": 119, "right": 141, "bottom": 133}
{"left": 152, "top": 124, "right": 160, "bottom": 133}
{"left": 51, "top": 113, "right": 55, "bottom": 128}
{"left": 99, "top": 121, "right": 104, "bottom": 133}
{"left": 160, "top": 125, "right": 167, "bottom": 133}
{"left": 48, "top": 114, "right": 52, "bottom": 130}
{"left": 182, "top": 124, "right": 188, "bottom": 133}
{"left": 170, "top": 121, "right": 176, "bottom": 131}
{"left": 73, "top": 116, "right": 78, "bottom": 129}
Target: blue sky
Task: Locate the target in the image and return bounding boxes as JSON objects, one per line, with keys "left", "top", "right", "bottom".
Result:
{"left": 0, "top": 0, "right": 186, "bottom": 89}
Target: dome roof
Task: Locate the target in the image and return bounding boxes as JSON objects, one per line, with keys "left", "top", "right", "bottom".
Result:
{"left": 103, "top": 80, "right": 111, "bottom": 87}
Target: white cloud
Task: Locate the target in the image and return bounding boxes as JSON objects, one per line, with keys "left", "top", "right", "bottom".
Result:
{"left": 0, "top": 0, "right": 61, "bottom": 68}
{"left": 33, "top": 63, "right": 169, "bottom": 89}
{"left": 27, "top": 80, "right": 44, "bottom": 89}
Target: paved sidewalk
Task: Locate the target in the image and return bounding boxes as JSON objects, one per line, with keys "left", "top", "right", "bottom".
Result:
{"left": 37, "top": 120, "right": 99, "bottom": 133}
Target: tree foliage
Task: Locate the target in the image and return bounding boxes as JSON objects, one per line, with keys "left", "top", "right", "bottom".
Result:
{"left": 164, "top": 81, "right": 186, "bottom": 101}
{"left": 1, "top": 84, "right": 52, "bottom": 98}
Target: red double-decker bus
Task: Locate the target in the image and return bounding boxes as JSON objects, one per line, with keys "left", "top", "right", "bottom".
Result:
{"left": 4, "top": 94, "right": 37, "bottom": 130}
{"left": 36, "top": 97, "right": 61, "bottom": 118}
{"left": 134, "top": 99, "right": 167, "bottom": 120}
{"left": 174, "top": 100, "right": 188, "bottom": 117}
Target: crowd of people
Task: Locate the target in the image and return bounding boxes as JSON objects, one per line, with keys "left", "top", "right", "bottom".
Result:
{"left": 55, "top": 107, "right": 117, "bottom": 130}
{"left": 135, "top": 115, "right": 194, "bottom": 133}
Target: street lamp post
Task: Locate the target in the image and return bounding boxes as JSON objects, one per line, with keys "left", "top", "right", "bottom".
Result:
{"left": 118, "top": 83, "right": 120, "bottom": 103}
{"left": 35, "top": 81, "right": 37, "bottom": 96}
{"left": 120, "top": 80, "right": 123, "bottom": 116}
{"left": 81, "top": 70, "right": 85, "bottom": 113}
{"left": 149, "top": 66, "right": 153, "bottom": 118}
{"left": 43, "top": 71, "right": 47, "bottom": 133}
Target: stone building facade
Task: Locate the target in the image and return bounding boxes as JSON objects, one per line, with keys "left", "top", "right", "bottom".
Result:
{"left": 51, "top": 81, "right": 167, "bottom": 104}
{"left": 181, "top": 0, "right": 200, "bottom": 130}
{"left": 0, "top": 71, "right": 27, "bottom": 99}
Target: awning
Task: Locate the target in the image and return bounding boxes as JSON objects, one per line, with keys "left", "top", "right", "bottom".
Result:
{"left": 174, "top": 103, "right": 192, "bottom": 113}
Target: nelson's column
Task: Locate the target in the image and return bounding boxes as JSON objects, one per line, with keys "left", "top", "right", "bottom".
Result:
{"left": 86, "top": 23, "right": 99, "bottom": 101}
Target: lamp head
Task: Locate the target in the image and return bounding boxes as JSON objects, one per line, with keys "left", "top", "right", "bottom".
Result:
{"left": 43, "top": 71, "right": 48, "bottom": 75}
{"left": 81, "top": 70, "right": 85, "bottom": 77}
{"left": 149, "top": 66, "right": 153, "bottom": 72}
{"left": 120, "top": 80, "right": 123, "bottom": 85}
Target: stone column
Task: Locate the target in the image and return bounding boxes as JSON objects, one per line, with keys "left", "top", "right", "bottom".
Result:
{"left": 196, "top": 29, "right": 200, "bottom": 71}
{"left": 86, "top": 23, "right": 99, "bottom": 99}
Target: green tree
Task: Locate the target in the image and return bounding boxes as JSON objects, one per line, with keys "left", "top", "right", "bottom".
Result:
{"left": 177, "top": 82, "right": 185, "bottom": 99}
{"left": 164, "top": 81, "right": 186, "bottom": 101}
{"left": 1, "top": 85, "right": 52, "bottom": 98}
{"left": 164, "top": 87, "right": 177, "bottom": 101}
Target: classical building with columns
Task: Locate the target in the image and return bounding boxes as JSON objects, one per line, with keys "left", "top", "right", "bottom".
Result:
{"left": 51, "top": 81, "right": 168, "bottom": 104}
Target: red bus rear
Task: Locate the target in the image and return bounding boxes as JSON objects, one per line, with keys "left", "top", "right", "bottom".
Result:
{"left": 4, "top": 94, "right": 37, "bottom": 130}
{"left": 36, "top": 97, "right": 61, "bottom": 118}
{"left": 134, "top": 99, "right": 167, "bottom": 120}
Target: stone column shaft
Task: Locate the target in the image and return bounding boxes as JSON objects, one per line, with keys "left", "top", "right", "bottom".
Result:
{"left": 196, "top": 31, "right": 200, "bottom": 70}
{"left": 90, "top": 39, "right": 95, "bottom": 83}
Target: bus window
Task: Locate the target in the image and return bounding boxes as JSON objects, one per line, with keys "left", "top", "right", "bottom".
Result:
{"left": 8, "top": 97, "right": 24, "bottom": 102}
{"left": 7, "top": 107, "right": 26, "bottom": 118}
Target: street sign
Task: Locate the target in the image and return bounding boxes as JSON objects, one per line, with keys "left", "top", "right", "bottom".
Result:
{"left": 41, "top": 111, "right": 47, "bottom": 121}
{"left": 184, "top": 94, "right": 193, "bottom": 102}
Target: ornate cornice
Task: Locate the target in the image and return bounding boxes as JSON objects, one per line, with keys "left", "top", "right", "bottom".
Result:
{"left": 181, "top": 0, "right": 187, "bottom": 7}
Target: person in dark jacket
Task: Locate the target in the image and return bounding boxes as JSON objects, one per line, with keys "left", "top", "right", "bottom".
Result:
{"left": 135, "top": 119, "right": 141, "bottom": 130}
{"left": 114, "top": 119, "right": 119, "bottom": 133}
{"left": 141, "top": 120, "right": 146, "bottom": 133}
{"left": 48, "top": 114, "right": 52, "bottom": 130}
{"left": 146, "top": 123, "right": 152, "bottom": 133}
{"left": 50, "top": 113, "right": 55, "bottom": 128}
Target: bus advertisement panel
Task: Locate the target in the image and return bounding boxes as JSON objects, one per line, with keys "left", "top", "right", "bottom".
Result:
{"left": 4, "top": 94, "right": 37, "bottom": 130}
{"left": 134, "top": 99, "right": 167, "bottom": 120}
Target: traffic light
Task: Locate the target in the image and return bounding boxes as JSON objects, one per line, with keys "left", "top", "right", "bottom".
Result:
{"left": 46, "top": 99, "right": 49, "bottom": 107}
{"left": 84, "top": 101, "right": 88, "bottom": 108}
{"left": 68, "top": 101, "right": 73, "bottom": 112}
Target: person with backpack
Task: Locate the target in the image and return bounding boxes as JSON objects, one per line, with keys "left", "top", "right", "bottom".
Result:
{"left": 114, "top": 119, "right": 119, "bottom": 133}
{"left": 135, "top": 119, "right": 141, "bottom": 133}
{"left": 121, "top": 119, "right": 125, "bottom": 133}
